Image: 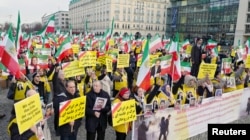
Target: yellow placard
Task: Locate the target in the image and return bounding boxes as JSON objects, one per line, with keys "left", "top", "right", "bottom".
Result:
{"left": 117, "top": 54, "right": 130, "bottom": 68}
{"left": 106, "top": 57, "right": 113, "bottom": 72}
{"left": 245, "top": 55, "right": 250, "bottom": 68}
{"left": 197, "top": 63, "right": 217, "bottom": 79}
{"left": 109, "top": 39, "right": 115, "bottom": 46}
{"left": 14, "top": 94, "right": 43, "bottom": 134}
{"left": 137, "top": 54, "right": 142, "bottom": 67}
{"left": 111, "top": 99, "right": 136, "bottom": 127}
{"left": 36, "top": 44, "right": 42, "bottom": 48}
{"left": 185, "top": 45, "right": 192, "bottom": 54}
{"left": 59, "top": 96, "right": 86, "bottom": 126}
{"left": 97, "top": 55, "right": 107, "bottom": 65}
{"left": 62, "top": 60, "right": 85, "bottom": 78}
{"left": 72, "top": 44, "right": 80, "bottom": 54}
{"left": 79, "top": 51, "right": 97, "bottom": 67}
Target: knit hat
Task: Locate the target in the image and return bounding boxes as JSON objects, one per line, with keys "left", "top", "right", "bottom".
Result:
{"left": 119, "top": 88, "right": 130, "bottom": 97}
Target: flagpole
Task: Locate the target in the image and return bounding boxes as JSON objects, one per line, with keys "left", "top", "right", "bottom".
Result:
{"left": 171, "top": 59, "right": 174, "bottom": 94}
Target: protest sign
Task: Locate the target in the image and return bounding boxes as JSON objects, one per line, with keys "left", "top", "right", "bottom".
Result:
{"left": 14, "top": 93, "right": 43, "bottom": 134}
{"left": 197, "top": 63, "right": 217, "bottom": 79}
{"left": 72, "top": 44, "right": 80, "bottom": 54}
{"left": 59, "top": 96, "right": 86, "bottom": 126}
{"left": 62, "top": 60, "right": 85, "bottom": 78}
{"left": 106, "top": 57, "right": 113, "bottom": 72}
{"left": 117, "top": 54, "right": 130, "bottom": 68}
{"left": 111, "top": 99, "right": 136, "bottom": 127}
{"left": 79, "top": 51, "right": 97, "bottom": 67}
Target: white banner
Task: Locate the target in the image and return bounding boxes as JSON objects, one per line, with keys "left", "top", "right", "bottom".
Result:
{"left": 132, "top": 89, "right": 249, "bottom": 140}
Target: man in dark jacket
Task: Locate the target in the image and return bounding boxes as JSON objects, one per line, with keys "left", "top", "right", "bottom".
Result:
{"left": 191, "top": 37, "right": 203, "bottom": 77}
{"left": 53, "top": 80, "right": 82, "bottom": 140}
{"left": 85, "top": 80, "right": 111, "bottom": 140}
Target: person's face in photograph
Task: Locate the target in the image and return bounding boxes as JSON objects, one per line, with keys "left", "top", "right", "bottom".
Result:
{"left": 97, "top": 99, "right": 104, "bottom": 107}
{"left": 31, "top": 57, "right": 38, "bottom": 65}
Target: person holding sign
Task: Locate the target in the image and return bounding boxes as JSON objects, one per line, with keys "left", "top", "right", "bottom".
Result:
{"left": 113, "top": 68, "right": 128, "bottom": 97}
{"left": 112, "top": 87, "right": 132, "bottom": 140}
{"left": 7, "top": 90, "right": 40, "bottom": 140}
{"left": 85, "top": 80, "right": 111, "bottom": 140}
{"left": 131, "top": 86, "right": 146, "bottom": 115}
{"left": 53, "top": 80, "right": 82, "bottom": 140}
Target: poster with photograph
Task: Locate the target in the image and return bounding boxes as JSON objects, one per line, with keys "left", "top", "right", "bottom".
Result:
{"left": 44, "top": 103, "right": 53, "bottom": 119}
{"left": 221, "top": 58, "right": 232, "bottom": 74}
{"left": 144, "top": 104, "right": 153, "bottom": 117}
{"left": 189, "top": 97, "right": 196, "bottom": 107}
{"left": 132, "top": 108, "right": 175, "bottom": 140}
{"left": 215, "top": 89, "right": 223, "bottom": 98}
{"left": 93, "top": 97, "right": 107, "bottom": 111}
{"left": 197, "top": 96, "right": 203, "bottom": 105}
{"left": 174, "top": 99, "right": 181, "bottom": 110}
{"left": 225, "top": 77, "right": 236, "bottom": 88}
{"left": 36, "top": 122, "right": 44, "bottom": 140}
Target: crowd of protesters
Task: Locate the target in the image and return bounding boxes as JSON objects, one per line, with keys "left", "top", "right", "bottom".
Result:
{"left": 0, "top": 32, "right": 250, "bottom": 140}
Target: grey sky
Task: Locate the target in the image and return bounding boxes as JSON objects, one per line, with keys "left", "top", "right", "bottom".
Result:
{"left": 0, "top": 0, "right": 69, "bottom": 25}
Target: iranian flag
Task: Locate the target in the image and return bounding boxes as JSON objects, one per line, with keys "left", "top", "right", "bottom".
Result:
{"left": 211, "top": 47, "right": 219, "bottom": 57}
{"left": 221, "top": 58, "right": 231, "bottom": 74}
{"left": 149, "top": 34, "right": 162, "bottom": 53}
{"left": 181, "top": 39, "right": 190, "bottom": 50}
{"left": 15, "top": 11, "right": 23, "bottom": 54}
{"left": 0, "top": 27, "right": 22, "bottom": 78}
{"left": 244, "top": 37, "right": 250, "bottom": 54}
{"left": 181, "top": 61, "right": 191, "bottom": 74}
{"left": 206, "top": 40, "right": 217, "bottom": 49}
{"left": 37, "top": 15, "right": 55, "bottom": 37}
{"left": 55, "top": 37, "right": 73, "bottom": 62}
{"left": 136, "top": 39, "right": 151, "bottom": 91}
{"left": 160, "top": 55, "right": 172, "bottom": 76}
{"left": 168, "top": 33, "right": 181, "bottom": 82}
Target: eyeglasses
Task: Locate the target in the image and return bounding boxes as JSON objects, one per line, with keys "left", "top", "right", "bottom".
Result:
{"left": 35, "top": 76, "right": 41, "bottom": 77}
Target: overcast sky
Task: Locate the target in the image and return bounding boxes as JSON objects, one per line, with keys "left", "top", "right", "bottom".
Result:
{"left": 0, "top": 0, "right": 69, "bottom": 25}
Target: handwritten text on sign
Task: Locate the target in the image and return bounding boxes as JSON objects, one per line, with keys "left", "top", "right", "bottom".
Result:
{"left": 79, "top": 51, "right": 97, "bottom": 67}
{"left": 117, "top": 54, "right": 130, "bottom": 68}
{"left": 62, "top": 60, "right": 85, "bottom": 78}
{"left": 111, "top": 99, "right": 136, "bottom": 127}
{"left": 59, "top": 96, "right": 86, "bottom": 126}
{"left": 14, "top": 93, "right": 43, "bottom": 134}
{"left": 197, "top": 63, "right": 217, "bottom": 79}
{"left": 106, "top": 57, "right": 113, "bottom": 72}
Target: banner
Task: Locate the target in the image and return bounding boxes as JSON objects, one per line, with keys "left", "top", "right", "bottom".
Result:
{"left": 112, "top": 99, "right": 136, "bottom": 127}
{"left": 79, "top": 51, "right": 97, "bottom": 67}
{"left": 197, "top": 63, "right": 217, "bottom": 79}
{"left": 97, "top": 55, "right": 107, "bottom": 65}
{"left": 132, "top": 89, "right": 244, "bottom": 140}
{"left": 117, "top": 54, "right": 130, "bottom": 68}
{"left": 62, "top": 60, "right": 85, "bottom": 78}
{"left": 72, "top": 44, "right": 80, "bottom": 54}
{"left": 59, "top": 96, "right": 86, "bottom": 126}
{"left": 14, "top": 94, "right": 43, "bottom": 134}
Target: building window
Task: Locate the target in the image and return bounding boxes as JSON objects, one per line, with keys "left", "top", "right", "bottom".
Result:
{"left": 62, "top": 22, "right": 64, "bottom": 24}
{"left": 62, "top": 14, "right": 64, "bottom": 16}
{"left": 246, "top": 25, "right": 250, "bottom": 33}
{"left": 247, "top": 14, "right": 250, "bottom": 23}
{"left": 248, "top": 2, "right": 250, "bottom": 12}
{"left": 128, "top": 24, "right": 130, "bottom": 29}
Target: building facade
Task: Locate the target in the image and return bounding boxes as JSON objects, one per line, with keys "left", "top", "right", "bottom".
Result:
{"left": 69, "top": 0, "right": 169, "bottom": 37}
{"left": 166, "top": 0, "right": 240, "bottom": 45}
{"left": 41, "top": 11, "right": 69, "bottom": 32}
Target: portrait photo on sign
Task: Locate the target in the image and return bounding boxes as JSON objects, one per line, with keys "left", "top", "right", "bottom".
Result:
{"left": 215, "top": 89, "right": 223, "bottom": 98}
{"left": 132, "top": 108, "right": 175, "bottom": 140}
{"left": 174, "top": 99, "right": 181, "bottom": 110}
{"left": 144, "top": 104, "right": 153, "bottom": 117}
{"left": 44, "top": 103, "right": 53, "bottom": 119}
{"left": 93, "top": 97, "right": 107, "bottom": 111}
{"left": 189, "top": 97, "right": 196, "bottom": 107}
{"left": 197, "top": 96, "right": 203, "bottom": 105}
{"left": 36, "top": 122, "right": 44, "bottom": 140}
